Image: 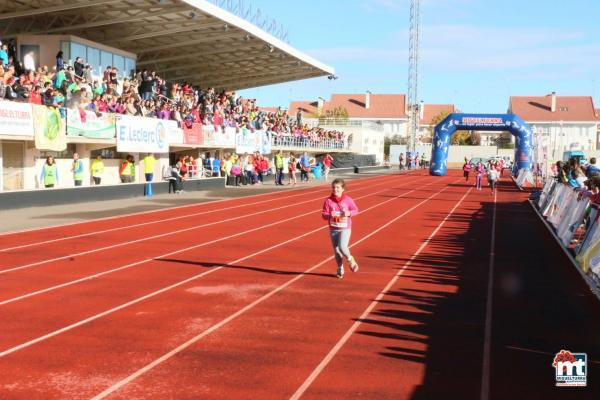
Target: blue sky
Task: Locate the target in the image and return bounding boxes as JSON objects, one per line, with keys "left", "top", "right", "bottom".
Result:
{"left": 239, "top": 0, "right": 600, "bottom": 113}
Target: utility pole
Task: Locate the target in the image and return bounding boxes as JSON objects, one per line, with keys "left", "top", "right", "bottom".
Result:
{"left": 407, "top": 0, "right": 421, "bottom": 154}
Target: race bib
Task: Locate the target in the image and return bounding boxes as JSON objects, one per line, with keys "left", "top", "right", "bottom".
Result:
{"left": 330, "top": 216, "right": 348, "bottom": 229}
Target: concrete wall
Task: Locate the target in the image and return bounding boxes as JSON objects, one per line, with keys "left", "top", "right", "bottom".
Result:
{"left": 0, "top": 177, "right": 225, "bottom": 210}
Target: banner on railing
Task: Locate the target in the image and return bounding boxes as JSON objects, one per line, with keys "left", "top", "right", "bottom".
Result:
{"left": 66, "top": 108, "right": 116, "bottom": 139}
{"left": 203, "top": 125, "right": 235, "bottom": 147}
{"left": 236, "top": 128, "right": 262, "bottom": 153}
{"left": 116, "top": 115, "right": 172, "bottom": 153}
{"left": 169, "top": 127, "right": 184, "bottom": 145}
{"left": 32, "top": 105, "right": 67, "bottom": 151}
{"left": 0, "top": 101, "right": 34, "bottom": 137}
{"left": 235, "top": 129, "right": 272, "bottom": 154}
{"left": 183, "top": 123, "right": 203, "bottom": 145}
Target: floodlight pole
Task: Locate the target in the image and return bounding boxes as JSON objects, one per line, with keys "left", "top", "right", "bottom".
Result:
{"left": 407, "top": 0, "right": 421, "bottom": 154}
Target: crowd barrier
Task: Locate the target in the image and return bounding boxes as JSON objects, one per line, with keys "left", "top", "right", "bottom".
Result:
{"left": 0, "top": 101, "right": 348, "bottom": 153}
{"left": 535, "top": 179, "right": 600, "bottom": 293}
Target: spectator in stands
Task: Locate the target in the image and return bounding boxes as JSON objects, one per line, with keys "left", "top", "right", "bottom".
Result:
{"left": 586, "top": 158, "right": 600, "bottom": 179}
{"left": 40, "top": 155, "right": 58, "bottom": 188}
{"left": 55, "top": 51, "right": 64, "bottom": 71}
{"left": 0, "top": 43, "right": 8, "bottom": 67}
{"left": 91, "top": 155, "right": 104, "bottom": 185}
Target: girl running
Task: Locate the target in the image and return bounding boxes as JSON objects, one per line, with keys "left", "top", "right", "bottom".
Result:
{"left": 322, "top": 178, "right": 359, "bottom": 278}
{"left": 488, "top": 161, "right": 499, "bottom": 194}
{"left": 475, "top": 161, "right": 485, "bottom": 191}
{"left": 462, "top": 160, "right": 471, "bottom": 182}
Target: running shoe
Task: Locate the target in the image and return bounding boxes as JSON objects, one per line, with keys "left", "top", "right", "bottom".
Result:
{"left": 336, "top": 266, "right": 344, "bottom": 278}
{"left": 349, "top": 256, "right": 359, "bottom": 272}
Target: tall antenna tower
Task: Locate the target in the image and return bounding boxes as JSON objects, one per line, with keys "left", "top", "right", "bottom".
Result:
{"left": 407, "top": 0, "right": 421, "bottom": 153}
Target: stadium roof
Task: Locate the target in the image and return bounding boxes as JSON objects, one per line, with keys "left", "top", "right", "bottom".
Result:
{"left": 0, "top": 0, "right": 335, "bottom": 90}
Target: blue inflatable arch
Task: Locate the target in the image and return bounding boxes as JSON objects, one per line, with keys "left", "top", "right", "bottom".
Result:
{"left": 429, "top": 113, "right": 533, "bottom": 176}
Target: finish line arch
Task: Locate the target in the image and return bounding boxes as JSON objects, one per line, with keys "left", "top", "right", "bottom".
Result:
{"left": 429, "top": 113, "right": 533, "bottom": 176}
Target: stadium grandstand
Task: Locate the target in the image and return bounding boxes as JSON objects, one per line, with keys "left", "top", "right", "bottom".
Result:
{"left": 0, "top": 0, "right": 355, "bottom": 194}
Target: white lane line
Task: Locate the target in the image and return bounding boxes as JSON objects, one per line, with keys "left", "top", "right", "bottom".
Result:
{"left": 0, "top": 175, "right": 402, "bottom": 275}
{"left": 89, "top": 177, "right": 462, "bottom": 400}
{"left": 0, "top": 176, "right": 442, "bottom": 360}
{"left": 0, "top": 185, "right": 330, "bottom": 253}
{"left": 480, "top": 188, "right": 497, "bottom": 400}
{"left": 0, "top": 176, "right": 422, "bottom": 306}
{"left": 289, "top": 186, "right": 473, "bottom": 400}
{"left": 0, "top": 172, "right": 402, "bottom": 238}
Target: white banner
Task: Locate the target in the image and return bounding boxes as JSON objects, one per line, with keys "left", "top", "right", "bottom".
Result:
{"left": 236, "top": 128, "right": 261, "bottom": 153}
{"left": 168, "top": 127, "right": 184, "bottom": 145}
{"left": 0, "top": 101, "right": 34, "bottom": 137}
{"left": 116, "top": 115, "right": 173, "bottom": 153}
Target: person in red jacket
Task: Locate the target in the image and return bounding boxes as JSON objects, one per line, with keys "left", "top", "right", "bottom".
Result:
{"left": 323, "top": 153, "right": 334, "bottom": 182}
{"left": 253, "top": 154, "right": 263, "bottom": 184}
{"left": 259, "top": 156, "right": 269, "bottom": 182}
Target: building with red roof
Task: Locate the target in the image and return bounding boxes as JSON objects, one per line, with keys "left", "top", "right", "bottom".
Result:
{"left": 509, "top": 92, "right": 598, "bottom": 153}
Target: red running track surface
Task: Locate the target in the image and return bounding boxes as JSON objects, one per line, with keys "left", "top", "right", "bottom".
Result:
{"left": 0, "top": 170, "right": 599, "bottom": 400}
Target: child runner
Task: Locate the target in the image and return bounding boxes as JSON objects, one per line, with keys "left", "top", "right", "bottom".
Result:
{"left": 488, "top": 161, "right": 499, "bottom": 194}
{"left": 462, "top": 160, "right": 471, "bottom": 182}
{"left": 322, "top": 178, "right": 359, "bottom": 278}
{"left": 475, "top": 161, "right": 485, "bottom": 191}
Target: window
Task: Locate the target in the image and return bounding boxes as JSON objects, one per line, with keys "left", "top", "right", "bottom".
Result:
{"left": 87, "top": 47, "right": 100, "bottom": 75}
{"left": 70, "top": 42, "right": 87, "bottom": 64}
{"left": 101, "top": 50, "right": 113, "bottom": 71}
{"left": 90, "top": 147, "right": 129, "bottom": 160}
{"left": 113, "top": 54, "right": 124, "bottom": 78}
{"left": 39, "top": 144, "right": 76, "bottom": 159}
{"left": 60, "top": 41, "right": 70, "bottom": 62}
{"left": 125, "top": 58, "right": 136, "bottom": 79}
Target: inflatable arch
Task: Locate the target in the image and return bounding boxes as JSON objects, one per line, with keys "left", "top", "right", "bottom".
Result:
{"left": 429, "top": 113, "right": 533, "bottom": 176}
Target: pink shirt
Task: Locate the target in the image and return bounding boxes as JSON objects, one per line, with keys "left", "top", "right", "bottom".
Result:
{"left": 322, "top": 195, "right": 359, "bottom": 230}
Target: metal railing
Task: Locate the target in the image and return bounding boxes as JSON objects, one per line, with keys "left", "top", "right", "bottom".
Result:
{"left": 271, "top": 136, "right": 350, "bottom": 151}
{"left": 317, "top": 118, "right": 385, "bottom": 132}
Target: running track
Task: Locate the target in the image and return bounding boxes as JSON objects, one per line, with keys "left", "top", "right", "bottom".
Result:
{"left": 1, "top": 170, "right": 599, "bottom": 399}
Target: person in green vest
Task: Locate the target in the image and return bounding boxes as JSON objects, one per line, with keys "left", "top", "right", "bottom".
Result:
{"left": 71, "top": 152, "right": 84, "bottom": 186}
{"left": 91, "top": 155, "right": 104, "bottom": 185}
{"left": 143, "top": 153, "right": 156, "bottom": 183}
{"left": 40, "top": 155, "right": 58, "bottom": 188}
{"left": 274, "top": 150, "right": 284, "bottom": 186}
{"left": 129, "top": 155, "right": 137, "bottom": 183}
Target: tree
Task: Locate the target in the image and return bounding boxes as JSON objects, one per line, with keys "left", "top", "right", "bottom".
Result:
{"left": 325, "top": 106, "right": 349, "bottom": 120}
{"left": 468, "top": 131, "right": 481, "bottom": 145}
{"left": 428, "top": 110, "right": 452, "bottom": 137}
{"left": 384, "top": 134, "right": 407, "bottom": 156}
{"left": 451, "top": 130, "right": 471, "bottom": 145}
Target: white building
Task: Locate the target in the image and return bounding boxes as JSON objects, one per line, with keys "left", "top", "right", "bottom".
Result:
{"left": 509, "top": 93, "right": 599, "bottom": 160}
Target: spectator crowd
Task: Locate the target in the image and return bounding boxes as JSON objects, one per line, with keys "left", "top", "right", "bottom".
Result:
{"left": 0, "top": 41, "right": 348, "bottom": 148}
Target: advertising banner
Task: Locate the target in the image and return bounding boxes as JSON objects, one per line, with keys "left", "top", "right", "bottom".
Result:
{"left": 66, "top": 108, "right": 116, "bottom": 139}
{"left": 66, "top": 108, "right": 115, "bottom": 139}
{"left": 235, "top": 129, "right": 272, "bottom": 154}
{"left": 169, "top": 126, "right": 184, "bottom": 145}
{"left": 236, "top": 128, "right": 261, "bottom": 153}
{"left": 32, "top": 105, "right": 67, "bottom": 151}
{"left": 116, "top": 115, "right": 171, "bottom": 153}
{"left": 183, "top": 122, "right": 203, "bottom": 145}
{"left": 0, "top": 101, "right": 34, "bottom": 137}
{"left": 203, "top": 125, "right": 235, "bottom": 147}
